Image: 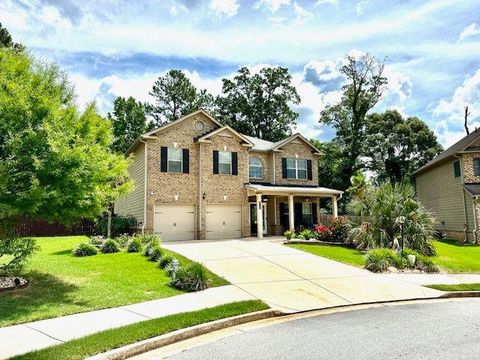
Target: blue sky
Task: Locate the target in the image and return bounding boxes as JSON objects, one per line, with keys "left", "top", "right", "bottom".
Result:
{"left": 2, "top": 0, "right": 480, "bottom": 146}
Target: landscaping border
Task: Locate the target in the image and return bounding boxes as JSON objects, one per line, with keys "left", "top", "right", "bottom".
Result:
{"left": 86, "top": 309, "right": 281, "bottom": 360}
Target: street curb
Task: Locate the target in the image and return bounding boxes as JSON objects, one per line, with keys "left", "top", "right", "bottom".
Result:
{"left": 86, "top": 309, "right": 282, "bottom": 360}
{"left": 440, "top": 291, "right": 480, "bottom": 298}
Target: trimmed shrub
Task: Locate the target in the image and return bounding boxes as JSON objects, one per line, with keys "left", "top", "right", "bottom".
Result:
{"left": 100, "top": 239, "right": 120, "bottom": 254}
{"left": 330, "top": 216, "right": 350, "bottom": 243}
{"left": 72, "top": 243, "right": 98, "bottom": 257}
{"left": 89, "top": 236, "right": 105, "bottom": 247}
{"left": 284, "top": 230, "right": 294, "bottom": 240}
{"left": 415, "top": 255, "right": 439, "bottom": 273}
{"left": 94, "top": 214, "right": 137, "bottom": 238}
{"left": 299, "top": 229, "right": 315, "bottom": 241}
{"left": 127, "top": 239, "right": 142, "bottom": 253}
{"left": 144, "top": 239, "right": 160, "bottom": 257}
{"left": 364, "top": 248, "right": 401, "bottom": 273}
{"left": 158, "top": 255, "right": 175, "bottom": 269}
{"left": 138, "top": 234, "right": 161, "bottom": 245}
{"left": 148, "top": 246, "right": 163, "bottom": 262}
{"left": 170, "top": 262, "right": 210, "bottom": 292}
{"left": 314, "top": 224, "right": 332, "bottom": 242}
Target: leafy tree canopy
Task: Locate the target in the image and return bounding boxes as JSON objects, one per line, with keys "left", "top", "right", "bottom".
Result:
{"left": 320, "top": 53, "right": 387, "bottom": 181}
{"left": 148, "top": 70, "right": 214, "bottom": 126}
{"left": 0, "top": 49, "right": 132, "bottom": 229}
{"left": 108, "top": 96, "right": 153, "bottom": 153}
{"left": 364, "top": 110, "right": 443, "bottom": 182}
{"left": 0, "top": 22, "right": 24, "bottom": 52}
{"left": 216, "top": 67, "right": 300, "bottom": 142}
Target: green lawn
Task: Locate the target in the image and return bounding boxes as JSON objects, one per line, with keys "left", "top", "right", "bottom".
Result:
{"left": 432, "top": 239, "right": 480, "bottom": 273}
{"left": 0, "top": 236, "right": 228, "bottom": 327}
{"left": 287, "top": 243, "right": 365, "bottom": 267}
{"left": 289, "top": 239, "right": 480, "bottom": 273}
{"left": 12, "top": 300, "right": 269, "bottom": 360}
{"left": 426, "top": 283, "right": 480, "bottom": 291}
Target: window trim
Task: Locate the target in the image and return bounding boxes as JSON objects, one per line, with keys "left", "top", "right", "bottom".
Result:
{"left": 286, "top": 158, "right": 307, "bottom": 180}
{"left": 249, "top": 157, "right": 264, "bottom": 179}
{"left": 218, "top": 151, "right": 232, "bottom": 175}
{"left": 167, "top": 147, "right": 183, "bottom": 173}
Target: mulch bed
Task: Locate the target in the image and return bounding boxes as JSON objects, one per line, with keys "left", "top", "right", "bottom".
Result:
{"left": 0, "top": 276, "right": 28, "bottom": 292}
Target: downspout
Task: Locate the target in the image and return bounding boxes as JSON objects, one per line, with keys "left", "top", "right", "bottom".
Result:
{"left": 198, "top": 142, "right": 203, "bottom": 237}
{"left": 141, "top": 138, "right": 148, "bottom": 235}
{"left": 473, "top": 197, "right": 478, "bottom": 244}
{"left": 272, "top": 152, "right": 276, "bottom": 185}
{"left": 455, "top": 153, "right": 469, "bottom": 242}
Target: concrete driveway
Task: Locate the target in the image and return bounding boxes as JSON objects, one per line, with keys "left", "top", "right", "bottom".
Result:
{"left": 164, "top": 240, "right": 443, "bottom": 313}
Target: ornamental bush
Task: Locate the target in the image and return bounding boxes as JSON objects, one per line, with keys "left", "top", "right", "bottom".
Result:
{"left": 158, "top": 255, "right": 175, "bottom": 269}
{"left": 127, "top": 239, "right": 142, "bottom": 253}
{"left": 72, "top": 242, "right": 98, "bottom": 257}
{"left": 170, "top": 262, "right": 210, "bottom": 292}
{"left": 148, "top": 246, "right": 163, "bottom": 262}
{"left": 95, "top": 215, "right": 137, "bottom": 238}
{"left": 0, "top": 238, "right": 38, "bottom": 274}
{"left": 364, "top": 248, "right": 402, "bottom": 273}
{"left": 100, "top": 239, "right": 120, "bottom": 254}
{"left": 299, "top": 229, "right": 315, "bottom": 241}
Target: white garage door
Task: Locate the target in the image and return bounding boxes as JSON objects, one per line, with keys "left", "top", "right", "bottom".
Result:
{"left": 206, "top": 204, "right": 242, "bottom": 240}
{"left": 154, "top": 204, "right": 195, "bottom": 241}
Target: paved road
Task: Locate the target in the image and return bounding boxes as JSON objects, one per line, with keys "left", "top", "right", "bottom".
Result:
{"left": 167, "top": 299, "right": 480, "bottom": 360}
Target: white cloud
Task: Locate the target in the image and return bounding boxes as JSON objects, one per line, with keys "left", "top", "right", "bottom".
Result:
{"left": 293, "top": 2, "right": 314, "bottom": 24}
{"left": 315, "top": 0, "right": 338, "bottom": 5}
{"left": 458, "top": 23, "right": 480, "bottom": 42}
{"left": 432, "top": 69, "right": 480, "bottom": 146}
{"left": 209, "top": 0, "right": 239, "bottom": 17}
{"left": 356, "top": 0, "right": 369, "bottom": 15}
{"left": 254, "top": 0, "right": 291, "bottom": 13}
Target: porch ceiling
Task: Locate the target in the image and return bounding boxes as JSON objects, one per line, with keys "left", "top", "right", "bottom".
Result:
{"left": 245, "top": 184, "right": 343, "bottom": 197}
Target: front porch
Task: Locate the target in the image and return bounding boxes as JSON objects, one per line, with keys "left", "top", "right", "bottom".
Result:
{"left": 245, "top": 184, "right": 343, "bottom": 239}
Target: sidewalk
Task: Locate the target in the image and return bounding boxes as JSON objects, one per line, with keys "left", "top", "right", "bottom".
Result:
{"left": 0, "top": 285, "right": 253, "bottom": 359}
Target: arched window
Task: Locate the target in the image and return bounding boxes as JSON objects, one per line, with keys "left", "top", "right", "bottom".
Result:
{"left": 249, "top": 157, "right": 263, "bottom": 179}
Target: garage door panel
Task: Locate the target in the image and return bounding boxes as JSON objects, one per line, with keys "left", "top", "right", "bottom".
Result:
{"left": 154, "top": 204, "right": 195, "bottom": 241}
{"left": 206, "top": 204, "right": 242, "bottom": 240}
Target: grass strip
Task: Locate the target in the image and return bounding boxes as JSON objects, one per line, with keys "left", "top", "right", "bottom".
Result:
{"left": 12, "top": 300, "right": 268, "bottom": 360}
{"left": 425, "top": 283, "right": 480, "bottom": 292}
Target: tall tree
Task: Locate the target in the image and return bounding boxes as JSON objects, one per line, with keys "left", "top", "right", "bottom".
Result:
{"left": 364, "top": 110, "right": 443, "bottom": 182}
{"left": 0, "top": 22, "right": 24, "bottom": 52}
{"left": 148, "top": 70, "right": 214, "bottom": 126}
{"left": 319, "top": 53, "right": 387, "bottom": 188}
{"left": 0, "top": 49, "right": 131, "bottom": 252}
{"left": 215, "top": 67, "right": 300, "bottom": 142}
{"left": 108, "top": 96, "right": 152, "bottom": 153}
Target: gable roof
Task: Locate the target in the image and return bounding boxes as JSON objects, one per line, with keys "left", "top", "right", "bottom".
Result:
{"left": 144, "top": 109, "right": 223, "bottom": 137}
{"left": 244, "top": 133, "right": 322, "bottom": 154}
{"left": 197, "top": 126, "right": 254, "bottom": 146}
{"left": 414, "top": 128, "right": 480, "bottom": 175}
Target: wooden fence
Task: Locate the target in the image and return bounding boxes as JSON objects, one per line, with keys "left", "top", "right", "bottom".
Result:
{"left": 5, "top": 219, "right": 95, "bottom": 237}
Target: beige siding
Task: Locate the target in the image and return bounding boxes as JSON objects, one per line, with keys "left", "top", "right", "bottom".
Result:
{"left": 114, "top": 143, "right": 146, "bottom": 226}
{"left": 415, "top": 159, "right": 469, "bottom": 232}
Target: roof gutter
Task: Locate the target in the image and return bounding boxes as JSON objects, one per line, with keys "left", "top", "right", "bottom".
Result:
{"left": 140, "top": 138, "right": 147, "bottom": 235}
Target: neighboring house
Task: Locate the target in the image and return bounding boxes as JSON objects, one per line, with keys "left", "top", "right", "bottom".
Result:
{"left": 114, "top": 109, "right": 342, "bottom": 241}
{"left": 414, "top": 128, "right": 480, "bottom": 242}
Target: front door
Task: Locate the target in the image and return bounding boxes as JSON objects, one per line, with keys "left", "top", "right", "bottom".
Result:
{"left": 250, "top": 203, "right": 267, "bottom": 235}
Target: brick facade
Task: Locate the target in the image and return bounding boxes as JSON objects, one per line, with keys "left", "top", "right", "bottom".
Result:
{"left": 462, "top": 153, "right": 480, "bottom": 184}
{"left": 120, "top": 111, "right": 324, "bottom": 240}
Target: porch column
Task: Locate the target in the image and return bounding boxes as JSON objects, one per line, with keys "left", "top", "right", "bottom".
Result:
{"left": 332, "top": 195, "right": 338, "bottom": 218}
{"left": 256, "top": 193, "right": 264, "bottom": 239}
{"left": 288, "top": 194, "right": 295, "bottom": 231}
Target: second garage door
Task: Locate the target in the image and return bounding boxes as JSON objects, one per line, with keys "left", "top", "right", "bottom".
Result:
{"left": 154, "top": 204, "right": 195, "bottom": 241}
{"left": 206, "top": 204, "right": 242, "bottom": 240}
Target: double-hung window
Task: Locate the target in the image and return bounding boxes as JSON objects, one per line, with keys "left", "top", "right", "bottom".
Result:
{"left": 249, "top": 157, "right": 263, "bottom": 179}
{"left": 219, "top": 151, "right": 232, "bottom": 175}
{"left": 167, "top": 148, "right": 182, "bottom": 173}
{"left": 286, "top": 158, "right": 307, "bottom": 179}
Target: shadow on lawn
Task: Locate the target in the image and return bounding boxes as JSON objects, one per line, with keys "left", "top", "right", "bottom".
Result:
{"left": 0, "top": 271, "right": 86, "bottom": 326}
{"left": 438, "top": 239, "right": 480, "bottom": 248}
{"left": 51, "top": 249, "right": 74, "bottom": 256}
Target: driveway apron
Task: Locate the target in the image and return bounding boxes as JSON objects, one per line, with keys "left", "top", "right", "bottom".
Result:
{"left": 164, "top": 240, "right": 443, "bottom": 313}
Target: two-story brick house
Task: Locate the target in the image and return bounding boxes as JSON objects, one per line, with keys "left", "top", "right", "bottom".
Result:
{"left": 414, "top": 128, "right": 480, "bottom": 243}
{"left": 114, "top": 109, "right": 342, "bottom": 241}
